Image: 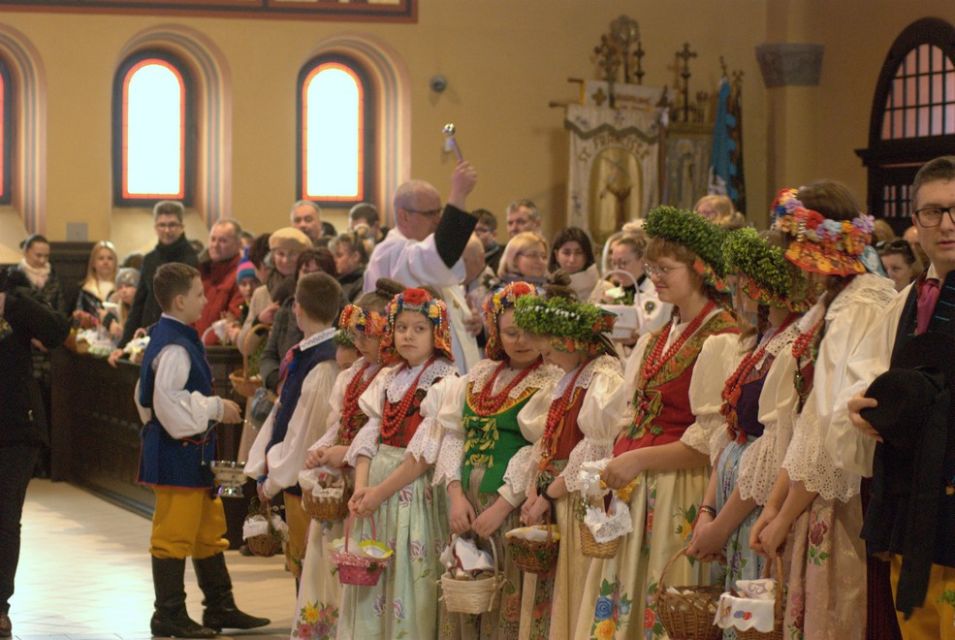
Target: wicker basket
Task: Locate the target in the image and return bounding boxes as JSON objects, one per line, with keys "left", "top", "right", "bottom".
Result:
{"left": 507, "top": 510, "right": 559, "bottom": 575}
{"left": 244, "top": 501, "right": 283, "bottom": 558}
{"left": 655, "top": 548, "right": 723, "bottom": 640}
{"left": 736, "top": 555, "right": 785, "bottom": 640}
{"left": 229, "top": 323, "right": 269, "bottom": 398}
{"left": 579, "top": 520, "right": 621, "bottom": 559}
{"left": 332, "top": 514, "right": 392, "bottom": 587}
{"left": 302, "top": 484, "right": 350, "bottom": 522}
{"left": 440, "top": 536, "right": 505, "bottom": 615}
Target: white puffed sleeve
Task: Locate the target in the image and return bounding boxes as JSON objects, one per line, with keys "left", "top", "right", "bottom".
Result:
{"left": 783, "top": 275, "right": 898, "bottom": 501}
{"left": 344, "top": 366, "right": 393, "bottom": 466}
{"left": 681, "top": 333, "right": 747, "bottom": 461}
{"left": 561, "top": 358, "right": 626, "bottom": 493}
{"left": 502, "top": 380, "right": 559, "bottom": 499}
{"left": 307, "top": 364, "right": 354, "bottom": 452}
{"left": 432, "top": 376, "right": 468, "bottom": 486}
{"left": 407, "top": 374, "right": 461, "bottom": 464}
{"left": 823, "top": 288, "right": 904, "bottom": 478}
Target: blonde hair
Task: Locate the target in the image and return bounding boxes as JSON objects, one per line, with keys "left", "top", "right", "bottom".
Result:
{"left": 83, "top": 241, "right": 118, "bottom": 293}
{"left": 498, "top": 231, "right": 548, "bottom": 278}
{"left": 694, "top": 194, "right": 736, "bottom": 227}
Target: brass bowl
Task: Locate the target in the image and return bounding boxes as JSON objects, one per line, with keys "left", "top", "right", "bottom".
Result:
{"left": 211, "top": 460, "right": 248, "bottom": 498}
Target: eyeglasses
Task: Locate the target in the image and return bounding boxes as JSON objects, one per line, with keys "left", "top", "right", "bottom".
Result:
{"left": 876, "top": 238, "right": 916, "bottom": 259}
{"left": 95, "top": 240, "right": 116, "bottom": 250}
{"left": 644, "top": 262, "right": 685, "bottom": 279}
{"left": 518, "top": 251, "right": 548, "bottom": 261}
{"left": 913, "top": 206, "right": 955, "bottom": 228}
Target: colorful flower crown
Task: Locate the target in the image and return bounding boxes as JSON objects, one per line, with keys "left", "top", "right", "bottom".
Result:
{"left": 513, "top": 295, "right": 615, "bottom": 355}
{"left": 338, "top": 303, "right": 388, "bottom": 338}
{"left": 378, "top": 288, "right": 454, "bottom": 365}
{"left": 643, "top": 205, "right": 730, "bottom": 292}
{"left": 723, "top": 227, "right": 815, "bottom": 312}
{"left": 482, "top": 281, "right": 539, "bottom": 361}
{"left": 770, "top": 188, "right": 875, "bottom": 276}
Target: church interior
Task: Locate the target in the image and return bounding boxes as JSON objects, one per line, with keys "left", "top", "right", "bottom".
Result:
{"left": 2, "top": 1, "right": 955, "bottom": 638}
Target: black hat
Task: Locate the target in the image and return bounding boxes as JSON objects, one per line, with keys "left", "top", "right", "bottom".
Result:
{"left": 860, "top": 332, "right": 955, "bottom": 617}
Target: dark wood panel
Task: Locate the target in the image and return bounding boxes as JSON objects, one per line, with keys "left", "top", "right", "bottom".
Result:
{"left": 51, "top": 347, "right": 250, "bottom": 546}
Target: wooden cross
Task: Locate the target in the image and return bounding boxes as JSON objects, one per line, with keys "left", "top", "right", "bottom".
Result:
{"left": 676, "top": 42, "right": 697, "bottom": 121}
{"left": 632, "top": 40, "right": 646, "bottom": 85}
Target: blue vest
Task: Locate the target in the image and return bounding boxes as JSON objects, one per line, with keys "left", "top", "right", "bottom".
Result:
{"left": 267, "top": 336, "right": 337, "bottom": 496}
{"left": 137, "top": 316, "right": 217, "bottom": 488}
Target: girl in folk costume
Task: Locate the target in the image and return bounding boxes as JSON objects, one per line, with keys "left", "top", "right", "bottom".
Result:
{"left": 292, "top": 279, "right": 402, "bottom": 640}
{"left": 340, "top": 287, "right": 458, "bottom": 640}
{"left": 686, "top": 228, "right": 815, "bottom": 638}
{"left": 434, "top": 281, "right": 562, "bottom": 640}
{"left": 576, "top": 206, "right": 740, "bottom": 640}
{"left": 514, "top": 285, "right": 625, "bottom": 640}
{"left": 749, "top": 184, "right": 896, "bottom": 640}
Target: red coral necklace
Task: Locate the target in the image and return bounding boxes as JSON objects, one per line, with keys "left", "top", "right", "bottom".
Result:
{"left": 338, "top": 362, "right": 381, "bottom": 443}
{"left": 538, "top": 359, "right": 592, "bottom": 470}
{"left": 638, "top": 300, "right": 715, "bottom": 388}
{"left": 721, "top": 313, "right": 798, "bottom": 441}
{"left": 380, "top": 356, "right": 437, "bottom": 440}
{"left": 471, "top": 359, "right": 542, "bottom": 416}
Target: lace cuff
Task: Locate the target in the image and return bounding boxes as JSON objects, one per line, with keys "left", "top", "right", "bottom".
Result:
{"left": 737, "top": 433, "right": 777, "bottom": 505}
{"left": 782, "top": 404, "right": 861, "bottom": 502}
{"left": 344, "top": 419, "right": 379, "bottom": 467}
{"left": 681, "top": 413, "right": 724, "bottom": 458}
{"left": 503, "top": 444, "right": 539, "bottom": 498}
{"left": 406, "top": 417, "right": 443, "bottom": 465}
{"left": 433, "top": 429, "right": 464, "bottom": 487}
{"left": 309, "top": 424, "right": 340, "bottom": 452}
{"left": 562, "top": 437, "right": 614, "bottom": 493}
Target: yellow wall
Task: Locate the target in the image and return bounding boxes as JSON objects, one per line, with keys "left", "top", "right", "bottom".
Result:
{"left": 0, "top": 0, "right": 769, "bottom": 257}
{"left": 0, "top": 0, "right": 948, "bottom": 258}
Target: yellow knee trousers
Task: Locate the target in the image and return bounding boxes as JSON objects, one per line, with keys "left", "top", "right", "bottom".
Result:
{"left": 150, "top": 487, "right": 229, "bottom": 560}
{"left": 284, "top": 492, "right": 308, "bottom": 580}
{"left": 891, "top": 555, "right": 955, "bottom": 640}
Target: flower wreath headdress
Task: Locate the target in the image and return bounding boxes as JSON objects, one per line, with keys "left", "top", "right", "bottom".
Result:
{"left": 723, "top": 227, "right": 815, "bottom": 312}
{"left": 482, "top": 281, "right": 540, "bottom": 361}
{"left": 643, "top": 205, "right": 730, "bottom": 293}
{"left": 338, "top": 303, "right": 388, "bottom": 338}
{"left": 378, "top": 288, "right": 454, "bottom": 365}
{"left": 770, "top": 187, "right": 878, "bottom": 276}
{"left": 513, "top": 295, "right": 616, "bottom": 356}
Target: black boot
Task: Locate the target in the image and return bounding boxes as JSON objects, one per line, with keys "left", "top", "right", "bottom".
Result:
{"left": 150, "top": 556, "right": 217, "bottom": 638}
{"left": 192, "top": 553, "right": 270, "bottom": 632}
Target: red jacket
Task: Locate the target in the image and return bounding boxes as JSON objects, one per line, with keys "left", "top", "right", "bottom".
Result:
{"left": 197, "top": 254, "right": 243, "bottom": 345}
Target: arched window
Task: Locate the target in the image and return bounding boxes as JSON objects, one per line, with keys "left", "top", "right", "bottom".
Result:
{"left": 857, "top": 18, "right": 955, "bottom": 232}
{"left": 0, "top": 57, "right": 13, "bottom": 206}
{"left": 112, "top": 50, "right": 196, "bottom": 206}
{"left": 297, "top": 54, "right": 374, "bottom": 205}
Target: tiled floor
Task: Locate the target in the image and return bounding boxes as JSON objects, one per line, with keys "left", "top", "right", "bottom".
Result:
{"left": 8, "top": 480, "right": 295, "bottom": 640}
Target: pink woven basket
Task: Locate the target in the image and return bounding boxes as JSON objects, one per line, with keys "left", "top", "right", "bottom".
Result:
{"left": 332, "top": 514, "right": 392, "bottom": 587}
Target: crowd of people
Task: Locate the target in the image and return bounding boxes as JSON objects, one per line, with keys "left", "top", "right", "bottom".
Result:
{"left": 1, "top": 154, "right": 953, "bottom": 640}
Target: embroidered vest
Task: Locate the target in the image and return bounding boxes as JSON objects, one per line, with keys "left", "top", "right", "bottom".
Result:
{"left": 614, "top": 310, "right": 738, "bottom": 455}
{"left": 461, "top": 385, "right": 535, "bottom": 494}
{"left": 267, "top": 337, "right": 337, "bottom": 496}
{"left": 137, "top": 317, "right": 216, "bottom": 488}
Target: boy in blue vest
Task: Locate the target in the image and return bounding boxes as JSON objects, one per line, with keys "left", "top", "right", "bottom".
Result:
{"left": 245, "top": 272, "right": 342, "bottom": 585}
{"left": 136, "top": 263, "right": 269, "bottom": 638}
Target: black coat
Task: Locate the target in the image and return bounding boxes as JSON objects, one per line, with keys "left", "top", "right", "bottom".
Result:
{"left": 0, "top": 273, "right": 71, "bottom": 446}
{"left": 120, "top": 235, "right": 198, "bottom": 347}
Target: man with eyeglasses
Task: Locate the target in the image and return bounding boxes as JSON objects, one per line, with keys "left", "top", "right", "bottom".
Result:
{"left": 841, "top": 155, "right": 955, "bottom": 638}
{"left": 363, "top": 160, "right": 483, "bottom": 371}
{"left": 112, "top": 201, "right": 198, "bottom": 359}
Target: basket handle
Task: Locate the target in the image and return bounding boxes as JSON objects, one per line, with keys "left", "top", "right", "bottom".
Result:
{"left": 763, "top": 554, "right": 785, "bottom": 625}
{"left": 343, "top": 512, "right": 377, "bottom": 555}
{"left": 653, "top": 547, "right": 693, "bottom": 612}
{"left": 240, "top": 323, "right": 270, "bottom": 376}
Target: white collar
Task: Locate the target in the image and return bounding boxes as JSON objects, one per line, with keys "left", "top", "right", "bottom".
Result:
{"left": 160, "top": 313, "right": 190, "bottom": 327}
{"left": 298, "top": 326, "right": 337, "bottom": 351}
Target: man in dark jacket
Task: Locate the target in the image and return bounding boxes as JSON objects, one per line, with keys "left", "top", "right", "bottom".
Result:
{"left": 0, "top": 268, "right": 70, "bottom": 637}
{"left": 115, "top": 201, "right": 198, "bottom": 354}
